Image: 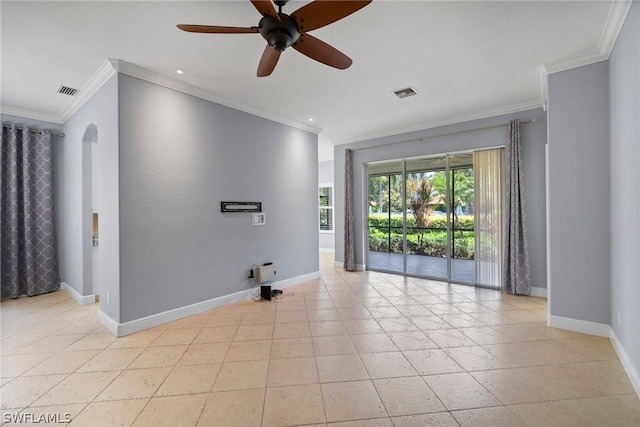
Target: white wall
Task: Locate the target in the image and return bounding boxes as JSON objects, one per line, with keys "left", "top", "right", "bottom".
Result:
{"left": 547, "top": 61, "right": 611, "bottom": 326}
{"left": 61, "top": 74, "right": 120, "bottom": 321}
{"left": 609, "top": 0, "right": 640, "bottom": 388}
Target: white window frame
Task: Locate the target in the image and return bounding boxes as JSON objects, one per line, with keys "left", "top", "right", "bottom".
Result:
{"left": 319, "top": 183, "right": 334, "bottom": 233}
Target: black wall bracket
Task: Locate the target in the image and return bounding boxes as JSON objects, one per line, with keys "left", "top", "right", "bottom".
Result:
{"left": 221, "top": 201, "right": 262, "bottom": 212}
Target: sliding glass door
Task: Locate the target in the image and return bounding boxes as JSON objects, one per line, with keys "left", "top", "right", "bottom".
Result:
{"left": 449, "top": 156, "right": 475, "bottom": 283}
{"left": 367, "top": 153, "right": 477, "bottom": 285}
{"left": 404, "top": 157, "right": 449, "bottom": 280}
{"left": 367, "top": 161, "right": 404, "bottom": 274}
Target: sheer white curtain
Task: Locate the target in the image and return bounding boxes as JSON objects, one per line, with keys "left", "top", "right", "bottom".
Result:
{"left": 474, "top": 148, "right": 503, "bottom": 289}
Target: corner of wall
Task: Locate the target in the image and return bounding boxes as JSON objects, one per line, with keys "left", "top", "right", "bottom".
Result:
{"left": 610, "top": 328, "right": 640, "bottom": 397}
{"left": 61, "top": 282, "right": 96, "bottom": 306}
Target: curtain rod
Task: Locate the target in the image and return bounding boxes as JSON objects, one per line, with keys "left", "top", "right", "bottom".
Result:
{"left": 350, "top": 119, "right": 534, "bottom": 153}
{"left": 2, "top": 124, "right": 65, "bottom": 138}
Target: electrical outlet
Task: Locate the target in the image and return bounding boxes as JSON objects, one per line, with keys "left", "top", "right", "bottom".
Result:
{"left": 249, "top": 269, "right": 255, "bottom": 279}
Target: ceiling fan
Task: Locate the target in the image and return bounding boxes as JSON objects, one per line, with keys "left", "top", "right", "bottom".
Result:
{"left": 177, "top": 0, "right": 371, "bottom": 77}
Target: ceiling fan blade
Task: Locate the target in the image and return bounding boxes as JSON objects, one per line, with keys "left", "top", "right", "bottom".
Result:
{"left": 292, "top": 34, "right": 352, "bottom": 70}
{"left": 292, "top": 0, "right": 371, "bottom": 32}
{"left": 250, "top": 0, "right": 280, "bottom": 20}
{"left": 177, "top": 24, "right": 259, "bottom": 34}
{"left": 257, "top": 45, "right": 281, "bottom": 77}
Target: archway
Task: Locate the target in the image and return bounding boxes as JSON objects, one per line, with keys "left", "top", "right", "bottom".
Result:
{"left": 82, "top": 124, "right": 98, "bottom": 299}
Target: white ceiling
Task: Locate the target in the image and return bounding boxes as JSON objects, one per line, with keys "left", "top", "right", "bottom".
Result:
{"left": 0, "top": 1, "right": 629, "bottom": 161}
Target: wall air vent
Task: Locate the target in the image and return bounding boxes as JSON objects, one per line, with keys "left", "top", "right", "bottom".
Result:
{"left": 57, "top": 85, "right": 79, "bottom": 96}
{"left": 393, "top": 87, "right": 418, "bottom": 99}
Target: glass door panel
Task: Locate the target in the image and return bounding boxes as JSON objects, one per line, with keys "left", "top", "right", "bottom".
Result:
{"left": 449, "top": 154, "right": 475, "bottom": 284}
{"left": 367, "top": 161, "right": 404, "bottom": 273}
{"left": 405, "top": 157, "right": 448, "bottom": 280}
{"left": 367, "top": 154, "right": 477, "bottom": 286}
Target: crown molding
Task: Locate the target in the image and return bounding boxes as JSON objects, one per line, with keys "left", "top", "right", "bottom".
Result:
{"left": 543, "top": 49, "right": 609, "bottom": 76}
{"left": 599, "top": 0, "right": 633, "bottom": 58}
{"left": 1, "top": 59, "right": 116, "bottom": 126}
{"left": 536, "top": 65, "right": 549, "bottom": 111}
{"left": 332, "top": 99, "right": 543, "bottom": 146}
{"left": 3, "top": 59, "right": 321, "bottom": 134}
{"left": 3, "top": 1, "right": 631, "bottom": 141}
{"left": 0, "top": 106, "right": 62, "bottom": 124}
{"left": 58, "top": 59, "right": 117, "bottom": 124}
{"left": 109, "top": 59, "right": 321, "bottom": 135}
{"left": 543, "top": 0, "right": 632, "bottom": 76}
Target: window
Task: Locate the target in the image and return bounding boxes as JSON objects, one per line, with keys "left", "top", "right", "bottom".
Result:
{"left": 319, "top": 184, "right": 333, "bottom": 232}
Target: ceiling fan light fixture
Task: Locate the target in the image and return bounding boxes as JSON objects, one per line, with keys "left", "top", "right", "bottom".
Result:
{"left": 267, "top": 30, "right": 292, "bottom": 51}
{"left": 177, "top": 0, "right": 371, "bottom": 76}
{"left": 259, "top": 14, "right": 300, "bottom": 52}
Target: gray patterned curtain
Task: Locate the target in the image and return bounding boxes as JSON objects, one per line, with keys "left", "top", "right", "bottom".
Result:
{"left": 1, "top": 125, "right": 59, "bottom": 299}
{"left": 344, "top": 149, "right": 355, "bottom": 271}
{"left": 502, "top": 120, "right": 531, "bottom": 295}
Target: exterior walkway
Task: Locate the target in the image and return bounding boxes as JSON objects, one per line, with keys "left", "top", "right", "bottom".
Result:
{"left": 368, "top": 251, "right": 476, "bottom": 284}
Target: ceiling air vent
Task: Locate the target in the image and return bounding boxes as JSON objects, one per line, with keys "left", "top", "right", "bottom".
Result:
{"left": 393, "top": 87, "right": 418, "bottom": 99}
{"left": 57, "top": 85, "right": 79, "bottom": 96}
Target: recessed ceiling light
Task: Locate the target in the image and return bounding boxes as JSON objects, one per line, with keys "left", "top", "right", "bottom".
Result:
{"left": 393, "top": 87, "right": 418, "bottom": 99}
{"left": 309, "top": 118, "right": 314, "bottom": 122}
{"left": 176, "top": 69, "right": 185, "bottom": 74}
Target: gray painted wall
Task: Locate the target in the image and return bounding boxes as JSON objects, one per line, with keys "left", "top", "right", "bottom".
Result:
{"left": 334, "top": 108, "right": 547, "bottom": 290}
{"left": 319, "top": 160, "right": 335, "bottom": 251}
{"left": 118, "top": 74, "right": 318, "bottom": 322}
{"left": 547, "top": 61, "right": 610, "bottom": 325}
{"left": 609, "top": 1, "right": 640, "bottom": 379}
{"left": 61, "top": 75, "right": 120, "bottom": 321}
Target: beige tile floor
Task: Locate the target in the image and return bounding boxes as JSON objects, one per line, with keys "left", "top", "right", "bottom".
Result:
{"left": 1, "top": 253, "right": 639, "bottom": 426}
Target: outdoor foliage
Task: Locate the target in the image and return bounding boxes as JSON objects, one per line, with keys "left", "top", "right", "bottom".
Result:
{"left": 368, "top": 214, "right": 475, "bottom": 259}
{"left": 368, "top": 214, "right": 474, "bottom": 230}
{"left": 368, "top": 166, "right": 475, "bottom": 260}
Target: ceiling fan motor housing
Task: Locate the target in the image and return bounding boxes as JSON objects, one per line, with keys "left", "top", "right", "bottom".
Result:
{"left": 259, "top": 14, "right": 300, "bottom": 52}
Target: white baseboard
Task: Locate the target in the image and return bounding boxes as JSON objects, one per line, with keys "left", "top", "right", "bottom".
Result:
{"left": 272, "top": 271, "right": 321, "bottom": 289}
{"left": 98, "top": 271, "right": 320, "bottom": 337}
{"left": 531, "top": 287, "right": 547, "bottom": 298}
{"left": 549, "top": 314, "right": 610, "bottom": 337}
{"left": 548, "top": 317, "right": 640, "bottom": 398}
{"left": 609, "top": 328, "right": 640, "bottom": 398}
{"left": 97, "top": 309, "right": 119, "bottom": 336}
{"left": 61, "top": 282, "right": 96, "bottom": 306}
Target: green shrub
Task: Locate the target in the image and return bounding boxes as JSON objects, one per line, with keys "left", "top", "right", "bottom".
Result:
{"left": 368, "top": 212, "right": 476, "bottom": 259}
{"left": 368, "top": 214, "right": 474, "bottom": 232}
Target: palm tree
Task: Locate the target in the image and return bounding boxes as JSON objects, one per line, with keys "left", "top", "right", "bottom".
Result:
{"left": 406, "top": 177, "right": 436, "bottom": 252}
